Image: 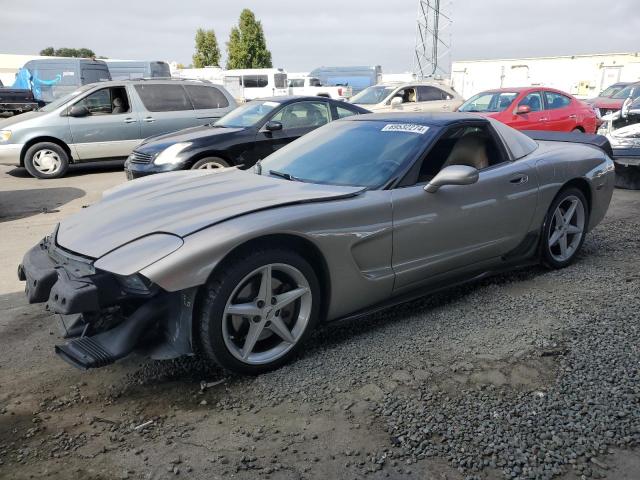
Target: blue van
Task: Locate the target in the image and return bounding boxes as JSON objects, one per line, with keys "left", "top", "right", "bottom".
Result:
{"left": 12, "top": 58, "right": 111, "bottom": 103}
{"left": 308, "top": 65, "right": 382, "bottom": 95}
{"left": 105, "top": 60, "right": 171, "bottom": 80}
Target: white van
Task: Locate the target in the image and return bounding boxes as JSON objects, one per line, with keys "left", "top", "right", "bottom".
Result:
{"left": 223, "top": 68, "right": 288, "bottom": 101}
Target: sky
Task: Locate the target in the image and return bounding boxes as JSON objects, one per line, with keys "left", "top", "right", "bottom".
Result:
{"left": 1, "top": 0, "right": 639, "bottom": 73}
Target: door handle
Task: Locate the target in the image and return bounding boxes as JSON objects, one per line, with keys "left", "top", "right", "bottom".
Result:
{"left": 441, "top": 104, "right": 449, "bottom": 109}
{"left": 124, "top": 117, "right": 136, "bottom": 124}
{"left": 143, "top": 117, "right": 155, "bottom": 123}
{"left": 540, "top": 117, "right": 549, "bottom": 121}
{"left": 509, "top": 174, "right": 529, "bottom": 184}
{"left": 569, "top": 114, "right": 577, "bottom": 119}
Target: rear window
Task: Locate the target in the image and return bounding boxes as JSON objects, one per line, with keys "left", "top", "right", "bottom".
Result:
{"left": 184, "top": 85, "right": 229, "bottom": 109}
{"left": 134, "top": 84, "right": 193, "bottom": 112}
{"left": 274, "top": 73, "right": 287, "bottom": 89}
{"left": 243, "top": 75, "right": 268, "bottom": 88}
{"left": 489, "top": 118, "right": 538, "bottom": 160}
{"left": 82, "top": 67, "right": 110, "bottom": 84}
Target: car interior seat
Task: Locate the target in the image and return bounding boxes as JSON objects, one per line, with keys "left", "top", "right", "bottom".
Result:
{"left": 524, "top": 95, "right": 541, "bottom": 111}
{"left": 440, "top": 134, "right": 489, "bottom": 170}
{"left": 112, "top": 97, "right": 126, "bottom": 114}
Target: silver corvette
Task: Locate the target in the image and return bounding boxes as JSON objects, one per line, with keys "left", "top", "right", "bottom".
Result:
{"left": 19, "top": 113, "right": 615, "bottom": 374}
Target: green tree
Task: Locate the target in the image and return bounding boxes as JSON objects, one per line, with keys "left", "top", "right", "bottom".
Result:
{"left": 192, "top": 28, "right": 220, "bottom": 68}
{"left": 39, "top": 47, "right": 96, "bottom": 58}
{"left": 225, "top": 9, "right": 272, "bottom": 69}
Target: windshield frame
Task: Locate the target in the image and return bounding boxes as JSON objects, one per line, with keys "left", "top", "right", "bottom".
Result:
{"left": 214, "top": 100, "right": 282, "bottom": 128}
{"left": 349, "top": 85, "right": 396, "bottom": 105}
{"left": 257, "top": 119, "right": 434, "bottom": 190}
{"left": 458, "top": 91, "right": 519, "bottom": 113}
{"left": 38, "top": 84, "right": 96, "bottom": 113}
{"left": 612, "top": 85, "right": 640, "bottom": 100}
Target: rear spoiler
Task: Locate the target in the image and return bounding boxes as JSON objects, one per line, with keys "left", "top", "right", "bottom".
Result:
{"left": 523, "top": 130, "right": 613, "bottom": 159}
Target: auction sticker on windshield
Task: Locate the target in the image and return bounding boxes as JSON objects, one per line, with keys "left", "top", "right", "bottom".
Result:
{"left": 381, "top": 124, "right": 429, "bottom": 134}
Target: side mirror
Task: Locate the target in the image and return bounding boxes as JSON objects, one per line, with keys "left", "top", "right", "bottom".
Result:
{"left": 265, "top": 120, "right": 283, "bottom": 131}
{"left": 390, "top": 97, "right": 402, "bottom": 108}
{"left": 424, "top": 165, "right": 479, "bottom": 193}
{"left": 69, "top": 105, "right": 90, "bottom": 117}
{"left": 515, "top": 104, "right": 531, "bottom": 115}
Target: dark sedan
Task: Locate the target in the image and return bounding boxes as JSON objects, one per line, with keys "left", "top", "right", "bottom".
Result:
{"left": 124, "top": 96, "right": 368, "bottom": 179}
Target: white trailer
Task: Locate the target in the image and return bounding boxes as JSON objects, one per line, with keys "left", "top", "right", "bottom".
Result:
{"left": 452, "top": 52, "right": 640, "bottom": 99}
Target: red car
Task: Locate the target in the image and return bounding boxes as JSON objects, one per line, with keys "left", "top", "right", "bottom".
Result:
{"left": 586, "top": 82, "right": 640, "bottom": 117}
{"left": 458, "top": 87, "right": 598, "bottom": 133}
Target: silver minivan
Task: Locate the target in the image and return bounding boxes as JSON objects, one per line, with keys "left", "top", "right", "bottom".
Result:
{"left": 0, "top": 79, "right": 237, "bottom": 178}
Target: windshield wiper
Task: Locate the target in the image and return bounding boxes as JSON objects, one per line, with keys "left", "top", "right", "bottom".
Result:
{"left": 269, "top": 169, "right": 300, "bottom": 181}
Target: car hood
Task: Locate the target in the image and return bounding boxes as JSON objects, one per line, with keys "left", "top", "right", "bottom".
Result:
{"left": 56, "top": 169, "right": 363, "bottom": 259}
{"left": 0, "top": 111, "right": 46, "bottom": 129}
{"left": 137, "top": 125, "right": 245, "bottom": 154}
{"left": 591, "top": 99, "right": 624, "bottom": 109}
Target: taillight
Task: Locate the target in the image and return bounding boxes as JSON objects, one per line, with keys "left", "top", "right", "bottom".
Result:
{"left": 338, "top": 88, "right": 343, "bottom": 96}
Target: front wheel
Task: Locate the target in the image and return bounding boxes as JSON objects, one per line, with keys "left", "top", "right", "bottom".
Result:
{"left": 24, "top": 142, "right": 70, "bottom": 179}
{"left": 191, "top": 156, "right": 230, "bottom": 170}
{"left": 197, "top": 249, "right": 320, "bottom": 375}
{"left": 541, "top": 187, "right": 589, "bottom": 269}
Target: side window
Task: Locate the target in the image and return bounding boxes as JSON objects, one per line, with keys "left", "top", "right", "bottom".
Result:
{"left": 417, "top": 86, "right": 446, "bottom": 102}
{"left": 243, "top": 75, "right": 268, "bottom": 88}
{"left": 336, "top": 105, "right": 358, "bottom": 119}
{"left": 416, "top": 125, "right": 506, "bottom": 183}
{"left": 134, "top": 84, "right": 193, "bottom": 112}
{"left": 543, "top": 91, "right": 572, "bottom": 110}
{"left": 184, "top": 85, "right": 229, "bottom": 109}
{"left": 271, "top": 102, "right": 331, "bottom": 129}
{"left": 274, "top": 73, "right": 287, "bottom": 89}
{"left": 397, "top": 87, "right": 417, "bottom": 103}
{"left": 288, "top": 79, "right": 304, "bottom": 88}
{"left": 518, "top": 92, "right": 543, "bottom": 112}
{"left": 75, "top": 87, "right": 130, "bottom": 115}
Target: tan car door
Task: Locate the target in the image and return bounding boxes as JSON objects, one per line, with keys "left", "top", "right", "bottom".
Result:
{"left": 416, "top": 85, "right": 454, "bottom": 112}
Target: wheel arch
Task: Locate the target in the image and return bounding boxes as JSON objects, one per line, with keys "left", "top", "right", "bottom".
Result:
{"left": 21, "top": 136, "right": 73, "bottom": 167}
{"left": 193, "top": 233, "right": 332, "bottom": 330}
{"left": 560, "top": 177, "right": 592, "bottom": 213}
{"left": 185, "top": 150, "right": 234, "bottom": 169}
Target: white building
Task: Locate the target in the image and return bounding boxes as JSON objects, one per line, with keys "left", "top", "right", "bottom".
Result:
{"left": 451, "top": 52, "right": 640, "bottom": 99}
{"left": 0, "top": 53, "right": 47, "bottom": 85}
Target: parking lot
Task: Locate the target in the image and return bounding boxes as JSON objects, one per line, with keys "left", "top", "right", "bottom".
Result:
{"left": 0, "top": 162, "right": 638, "bottom": 480}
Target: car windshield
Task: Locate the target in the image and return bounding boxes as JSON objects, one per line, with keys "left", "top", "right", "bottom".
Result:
{"left": 612, "top": 85, "right": 640, "bottom": 100}
{"left": 38, "top": 84, "right": 95, "bottom": 112}
{"left": 599, "top": 84, "right": 626, "bottom": 98}
{"left": 215, "top": 100, "right": 280, "bottom": 127}
{"left": 459, "top": 91, "right": 519, "bottom": 112}
{"left": 258, "top": 120, "right": 432, "bottom": 188}
{"left": 350, "top": 85, "right": 395, "bottom": 105}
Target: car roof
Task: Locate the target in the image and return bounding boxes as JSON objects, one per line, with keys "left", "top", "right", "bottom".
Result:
{"left": 87, "top": 78, "right": 224, "bottom": 87}
{"left": 253, "top": 95, "right": 339, "bottom": 103}
{"left": 345, "top": 112, "right": 487, "bottom": 126}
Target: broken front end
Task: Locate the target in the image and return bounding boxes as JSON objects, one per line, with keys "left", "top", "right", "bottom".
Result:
{"left": 18, "top": 230, "right": 197, "bottom": 369}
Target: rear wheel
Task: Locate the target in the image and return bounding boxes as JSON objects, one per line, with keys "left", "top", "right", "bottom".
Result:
{"left": 191, "top": 156, "right": 230, "bottom": 170}
{"left": 24, "top": 142, "right": 69, "bottom": 179}
{"left": 541, "top": 187, "right": 589, "bottom": 269}
{"left": 197, "top": 249, "right": 320, "bottom": 375}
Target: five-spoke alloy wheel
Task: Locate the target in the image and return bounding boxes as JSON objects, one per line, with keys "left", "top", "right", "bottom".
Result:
{"left": 198, "top": 249, "right": 320, "bottom": 374}
{"left": 541, "top": 187, "right": 589, "bottom": 269}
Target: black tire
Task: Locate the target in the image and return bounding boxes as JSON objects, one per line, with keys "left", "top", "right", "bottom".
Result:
{"left": 24, "top": 142, "right": 69, "bottom": 179}
{"left": 191, "top": 156, "right": 230, "bottom": 170}
{"left": 197, "top": 248, "right": 321, "bottom": 375}
{"left": 540, "top": 187, "right": 589, "bottom": 269}
{"left": 571, "top": 127, "right": 584, "bottom": 133}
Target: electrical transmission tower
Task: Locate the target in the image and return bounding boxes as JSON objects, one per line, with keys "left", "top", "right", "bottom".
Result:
{"left": 413, "top": 0, "right": 452, "bottom": 79}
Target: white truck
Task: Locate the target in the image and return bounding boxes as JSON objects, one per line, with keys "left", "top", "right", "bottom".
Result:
{"left": 288, "top": 75, "right": 352, "bottom": 100}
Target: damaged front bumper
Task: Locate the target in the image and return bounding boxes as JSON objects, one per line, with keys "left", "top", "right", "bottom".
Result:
{"left": 18, "top": 234, "right": 196, "bottom": 370}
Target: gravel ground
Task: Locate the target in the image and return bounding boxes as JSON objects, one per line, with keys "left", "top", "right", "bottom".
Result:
{"left": 0, "top": 165, "right": 639, "bottom": 480}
